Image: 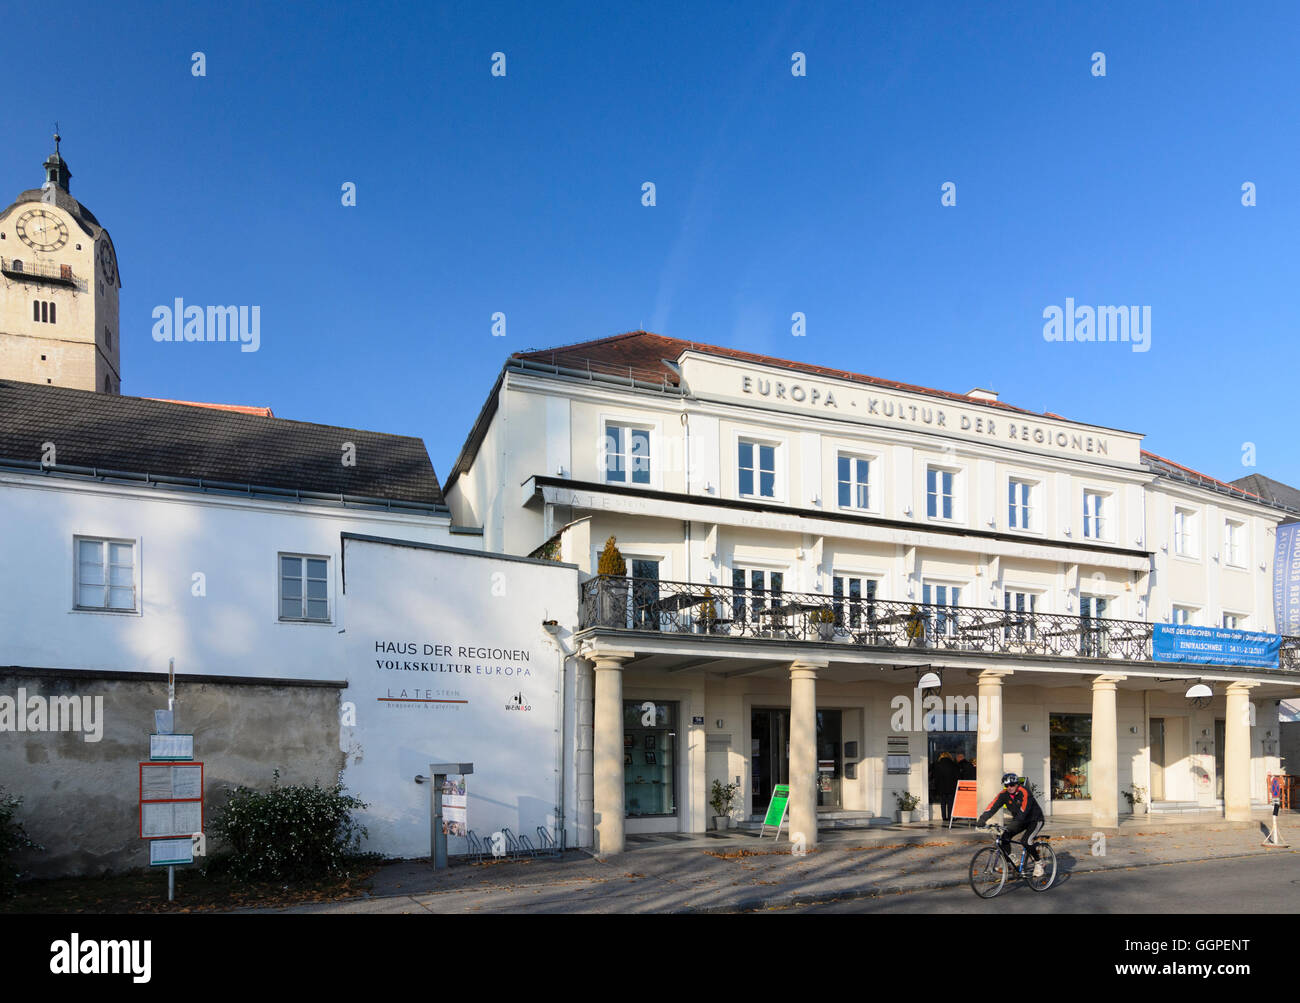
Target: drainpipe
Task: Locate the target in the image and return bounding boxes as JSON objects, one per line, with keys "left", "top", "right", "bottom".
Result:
{"left": 543, "top": 621, "right": 574, "bottom": 850}
{"left": 681, "top": 409, "right": 691, "bottom": 582}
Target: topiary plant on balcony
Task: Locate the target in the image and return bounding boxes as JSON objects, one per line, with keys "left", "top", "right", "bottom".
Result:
{"left": 698, "top": 587, "right": 719, "bottom": 633}
{"left": 596, "top": 536, "right": 628, "bottom": 626}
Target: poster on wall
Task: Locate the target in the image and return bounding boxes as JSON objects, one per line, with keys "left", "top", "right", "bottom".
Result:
{"left": 1152, "top": 623, "right": 1280, "bottom": 668}
{"left": 1274, "top": 522, "right": 1300, "bottom": 636}
{"left": 440, "top": 776, "right": 467, "bottom": 837}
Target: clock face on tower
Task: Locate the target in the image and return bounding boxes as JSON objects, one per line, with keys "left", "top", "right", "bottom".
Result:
{"left": 97, "top": 239, "right": 117, "bottom": 285}
{"left": 15, "top": 208, "right": 68, "bottom": 251}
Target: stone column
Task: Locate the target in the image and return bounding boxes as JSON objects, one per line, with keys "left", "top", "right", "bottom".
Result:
{"left": 1090, "top": 675, "right": 1125, "bottom": 829}
{"left": 976, "top": 670, "right": 1011, "bottom": 815}
{"left": 1224, "top": 682, "right": 1256, "bottom": 822}
{"left": 574, "top": 659, "right": 595, "bottom": 849}
{"left": 788, "top": 660, "right": 825, "bottom": 850}
{"left": 591, "top": 650, "right": 634, "bottom": 856}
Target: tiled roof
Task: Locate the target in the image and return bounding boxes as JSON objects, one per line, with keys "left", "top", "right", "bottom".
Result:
{"left": 1230, "top": 473, "right": 1300, "bottom": 514}
{"left": 0, "top": 379, "right": 444, "bottom": 507}
{"left": 1141, "top": 450, "right": 1273, "bottom": 507}
{"left": 146, "top": 398, "right": 275, "bottom": 418}
{"left": 513, "top": 330, "right": 1038, "bottom": 414}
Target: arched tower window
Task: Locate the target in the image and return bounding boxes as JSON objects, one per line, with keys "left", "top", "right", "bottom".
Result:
{"left": 33, "top": 301, "right": 39, "bottom": 321}
{"left": 48, "top": 302, "right": 55, "bottom": 323}
{"left": 40, "top": 302, "right": 47, "bottom": 323}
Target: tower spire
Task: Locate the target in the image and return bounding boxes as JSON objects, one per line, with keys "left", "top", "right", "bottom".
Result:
{"left": 43, "top": 125, "right": 70, "bottom": 193}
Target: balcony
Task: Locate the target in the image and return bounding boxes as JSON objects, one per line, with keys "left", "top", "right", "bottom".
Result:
{"left": 1, "top": 256, "right": 77, "bottom": 286}
{"left": 579, "top": 576, "right": 1300, "bottom": 673}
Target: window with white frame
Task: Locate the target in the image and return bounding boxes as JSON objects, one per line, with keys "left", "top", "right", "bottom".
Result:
{"left": 1079, "top": 593, "right": 1109, "bottom": 655}
{"left": 1003, "top": 589, "right": 1038, "bottom": 641}
{"left": 1008, "top": 479, "right": 1036, "bottom": 530}
{"left": 831, "top": 573, "right": 879, "bottom": 629}
{"left": 1222, "top": 612, "right": 1243, "bottom": 630}
{"left": 75, "top": 537, "right": 136, "bottom": 611}
{"left": 922, "top": 582, "right": 962, "bottom": 637}
{"left": 837, "top": 453, "right": 873, "bottom": 510}
{"left": 1173, "top": 507, "right": 1197, "bottom": 557}
{"left": 603, "top": 423, "right": 651, "bottom": 485}
{"left": 1172, "top": 605, "right": 1197, "bottom": 626}
{"left": 731, "top": 566, "right": 784, "bottom": 623}
{"left": 280, "top": 554, "right": 330, "bottom": 621}
{"left": 1223, "top": 519, "right": 1245, "bottom": 568}
{"left": 738, "top": 439, "right": 778, "bottom": 499}
{"left": 926, "top": 467, "right": 957, "bottom": 520}
{"left": 1082, "top": 491, "right": 1107, "bottom": 539}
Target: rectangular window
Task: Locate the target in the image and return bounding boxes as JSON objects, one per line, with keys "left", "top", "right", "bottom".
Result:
{"left": 1008, "top": 479, "right": 1034, "bottom": 530}
{"left": 1079, "top": 594, "right": 1108, "bottom": 656}
{"left": 1222, "top": 613, "right": 1242, "bottom": 630}
{"left": 604, "top": 424, "right": 651, "bottom": 485}
{"left": 75, "top": 537, "right": 136, "bottom": 611}
{"left": 1083, "top": 491, "right": 1107, "bottom": 539}
{"left": 832, "top": 574, "right": 879, "bottom": 629}
{"left": 837, "top": 454, "right": 872, "bottom": 510}
{"left": 630, "top": 559, "right": 661, "bottom": 630}
{"left": 732, "top": 567, "right": 783, "bottom": 623}
{"left": 1224, "top": 520, "right": 1245, "bottom": 567}
{"left": 1173, "top": 507, "right": 1196, "bottom": 557}
{"left": 922, "top": 582, "right": 961, "bottom": 638}
{"left": 1172, "top": 605, "right": 1196, "bottom": 626}
{"left": 623, "top": 700, "right": 677, "bottom": 818}
{"left": 926, "top": 467, "right": 955, "bottom": 520}
{"left": 1003, "top": 590, "right": 1038, "bottom": 642}
{"left": 738, "top": 439, "right": 777, "bottom": 498}
{"left": 279, "top": 554, "right": 330, "bottom": 621}
{"left": 1050, "top": 713, "right": 1092, "bottom": 801}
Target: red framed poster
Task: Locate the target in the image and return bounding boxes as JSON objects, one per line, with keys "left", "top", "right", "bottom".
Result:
{"left": 138, "top": 762, "right": 204, "bottom": 840}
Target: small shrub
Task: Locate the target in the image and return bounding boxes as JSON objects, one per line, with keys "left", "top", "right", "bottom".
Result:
{"left": 597, "top": 536, "right": 626, "bottom": 576}
{"left": 0, "top": 787, "right": 42, "bottom": 899}
{"left": 206, "top": 770, "right": 369, "bottom": 883}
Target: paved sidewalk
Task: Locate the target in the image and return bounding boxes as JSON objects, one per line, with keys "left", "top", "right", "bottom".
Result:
{"left": 250, "top": 813, "right": 1297, "bottom": 914}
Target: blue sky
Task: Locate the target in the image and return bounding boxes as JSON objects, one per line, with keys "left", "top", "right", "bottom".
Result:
{"left": 4, "top": 1, "right": 1297, "bottom": 487}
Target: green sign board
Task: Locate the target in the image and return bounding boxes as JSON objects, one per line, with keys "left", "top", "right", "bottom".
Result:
{"left": 763, "top": 784, "right": 791, "bottom": 827}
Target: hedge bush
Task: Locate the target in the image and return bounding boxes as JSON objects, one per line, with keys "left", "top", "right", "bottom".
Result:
{"left": 0, "top": 787, "right": 42, "bottom": 899}
{"left": 206, "top": 770, "right": 369, "bottom": 882}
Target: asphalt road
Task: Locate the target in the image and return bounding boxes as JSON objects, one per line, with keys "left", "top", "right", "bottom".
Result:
{"left": 771, "top": 849, "right": 1300, "bottom": 913}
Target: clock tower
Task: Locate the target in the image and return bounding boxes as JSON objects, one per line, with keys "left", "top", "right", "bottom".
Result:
{"left": 0, "top": 133, "right": 121, "bottom": 392}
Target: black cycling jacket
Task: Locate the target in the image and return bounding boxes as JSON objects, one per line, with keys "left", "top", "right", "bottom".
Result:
{"left": 977, "top": 785, "right": 1043, "bottom": 826}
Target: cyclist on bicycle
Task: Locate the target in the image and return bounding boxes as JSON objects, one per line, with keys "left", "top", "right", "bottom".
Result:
{"left": 977, "top": 773, "right": 1045, "bottom": 877}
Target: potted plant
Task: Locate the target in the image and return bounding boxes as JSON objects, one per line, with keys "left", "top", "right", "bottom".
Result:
{"left": 596, "top": 536, "right": 628, "bottom": 627}
{"left": 894, "top": 790, "right": 922, "bottom": 823}
{"left": 810, "top": 606, "right": 836, "bottom": 641}
{"left": 1121, "top": 784, "right": 1148, "bottom": 815}
{"left": 710, "top": 779, "right": 739, "bottom": 830}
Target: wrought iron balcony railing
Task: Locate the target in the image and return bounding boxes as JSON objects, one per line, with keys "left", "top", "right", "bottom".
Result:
{"left": 579, "top": 575, "right": 1300, "bottom": 672}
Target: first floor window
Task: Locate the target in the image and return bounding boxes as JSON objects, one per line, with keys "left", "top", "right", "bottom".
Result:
{"left": 1223, "top": 520, "right": 1245, "bottom": 567}
{"left": 605, "top": 423, "right": 651, "bottom": 485}
{"left": 1079, "top": 594, "right": 1108, "bottom": 656}
{"left": 923, "top": 582, "right": 961, "bottom": 637}
{"left": 630, "top": 559, "right": 661, "bottom": 629}
{"left": 1173, "top": 507, "right": 1196, "bottom": 557}
{"left": 280, "top": 554, "right": 329, "bottom": 621}
{"left": 624, "top": 700, "right": 677, "bottom": 817}
{"left": 1222, "top": 613, "right": 1242, "bottom": 630}
{"left": 1003, "top": 590, "right": 1038, "bottom": 641}
{"left": 733, "top": 567, "right": 783, "bottom": 623}
{"left": 837, "top": 454, "right": 872, "bottom": 510}
{"left": 832, "top": 574, "right": 878, "bottom": 629}
{"left": 1050, "top": 713, "right": 1092, "bottom": 800}
{"left": 927, "top": 467, "right": 955, "bottom": 520}
{"left": 76, "top": 537, "right": 136, "bottom": 611}
{"left": 1172, "top": 605, "right": 1195, "bottom": 626}
{"left": 739, "top": 439, "right": 777, "bottom": 498}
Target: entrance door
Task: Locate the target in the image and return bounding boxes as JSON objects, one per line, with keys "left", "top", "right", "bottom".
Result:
{"left": 630, "top": 559, "right": 660, "bottom": 630}
{"left": 1150, "top": 718, "right": 1165, "bottom": 801}
{"left": 751, "top": 709, "right": 843, "bottom": 816}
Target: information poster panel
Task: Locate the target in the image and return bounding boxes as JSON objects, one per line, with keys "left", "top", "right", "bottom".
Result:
{"left": 150, "top": 837, "right": 194, "bottom": 867}
{"left": 951, "top": 780, "right": 980, "bottom": 824}
{"left": 440, "top": 776, "right": 468, "bottom": 837}
{"left": 142, "top": 801, "right": 204, "bottom": 839}
{"left": 150, "top": 734, "right": 195, "bottom": 760}
{"left": 763, "top": 784, "right": 791, "bottom": 827}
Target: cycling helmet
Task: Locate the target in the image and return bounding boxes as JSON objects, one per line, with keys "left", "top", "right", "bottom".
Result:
{"left": 1001, "top": 772, "right": 1020, "bottom": 787}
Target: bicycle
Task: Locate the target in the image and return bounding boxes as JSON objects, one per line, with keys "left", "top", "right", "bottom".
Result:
{"left": 968, "top": 822, "right": 1056, "bottom": 897}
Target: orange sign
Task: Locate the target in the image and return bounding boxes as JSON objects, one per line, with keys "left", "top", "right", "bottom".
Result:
{"left": 951, "top": 779, "right": 980, "bottom": 821}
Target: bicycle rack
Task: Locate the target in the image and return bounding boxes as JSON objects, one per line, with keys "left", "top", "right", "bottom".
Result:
{"left": 536, "top": 826, "right": 561, "bottom": 856}
{"left": 465, "top": 830, "right": 485, "bottom": 862}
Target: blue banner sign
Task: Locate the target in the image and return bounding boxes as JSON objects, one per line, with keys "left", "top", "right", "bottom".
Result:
{"left": 1152, "top": 624, "right": 1280, "bottom": 669}
{"left": 1273, "top": 522, "right": 1300, "bottom": 637}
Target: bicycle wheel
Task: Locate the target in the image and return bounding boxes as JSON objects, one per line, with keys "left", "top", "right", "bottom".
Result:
{"left": 969, "top": 846, "right": 1007, "bottom": 898}
{"left": 1025, "top": 843, "right": 1056, "bottom": 892}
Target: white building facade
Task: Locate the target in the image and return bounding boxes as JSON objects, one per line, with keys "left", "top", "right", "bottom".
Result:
{"left": 446, "top": 331, "right": 1300, "bottom": 852}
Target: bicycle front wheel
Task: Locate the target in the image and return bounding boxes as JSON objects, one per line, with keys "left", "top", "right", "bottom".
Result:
{"left": 969, "top": 846, "right": 1007, "bottom": 898}
{"left": 1026, "top": 844, "right": 1056, "bottom": 892}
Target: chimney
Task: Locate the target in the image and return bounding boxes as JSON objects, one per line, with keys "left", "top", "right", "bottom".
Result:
{"left": 967, "top": 387, "right": 998, "bottom": 402}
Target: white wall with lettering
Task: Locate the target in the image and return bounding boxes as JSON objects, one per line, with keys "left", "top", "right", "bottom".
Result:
{"left": 339, "top": 537, "right": 579, "bottom": 859}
